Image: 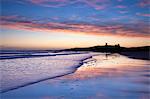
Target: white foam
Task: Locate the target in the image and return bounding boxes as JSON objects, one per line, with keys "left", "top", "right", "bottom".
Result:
{"left": 0, "top": 53, "right": 93, "bottom": 92}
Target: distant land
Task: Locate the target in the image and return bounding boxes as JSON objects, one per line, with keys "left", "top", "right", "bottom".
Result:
{"left": 64, "top": 44, "right": 150, "bottom": 60}
{"left": 0, "top": 44, "right": 149, "bottom": 60}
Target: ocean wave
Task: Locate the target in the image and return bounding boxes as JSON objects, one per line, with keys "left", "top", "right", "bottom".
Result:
{"left": 0, "top": 53, "right": 95, "bottom": 93}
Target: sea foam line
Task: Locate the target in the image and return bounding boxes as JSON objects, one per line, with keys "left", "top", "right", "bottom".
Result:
{"left": 1, "top": 53, "right": 94, "bottom": 93}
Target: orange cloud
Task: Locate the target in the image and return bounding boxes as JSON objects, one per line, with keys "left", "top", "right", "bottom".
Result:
{"left": 1, "top": 15, "right": 150, "bottom": 38}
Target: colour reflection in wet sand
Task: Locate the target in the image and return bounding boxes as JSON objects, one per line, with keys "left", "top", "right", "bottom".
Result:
{"left": 46, "top": 54, "right": 150, "bottom": 99}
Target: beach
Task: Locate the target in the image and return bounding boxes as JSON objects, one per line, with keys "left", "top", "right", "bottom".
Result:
{"left": 1, "top": 0, "right": 150, "bottom": 98}
{"left": 1, "top": 51, "right": 150, "bottom": 99}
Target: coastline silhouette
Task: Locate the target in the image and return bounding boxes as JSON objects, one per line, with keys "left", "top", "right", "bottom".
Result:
{"left": 64, "top": 43, "right": 150, "bottom": 60}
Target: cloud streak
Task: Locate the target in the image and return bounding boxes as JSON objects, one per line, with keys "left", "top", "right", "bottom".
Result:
{"left": 138, "top": 0, "right": 150, "bottom": 7}
{"left": 118, "top": 10, "right": 128, "bottom": 14}
{"left": 136, "top": 13, "right": 150, "bottom": 17}
{"left": 116, "top": 5, "right": 127, "bottom": 9}
{"left": 1, "top": 15, "right": 149, "bottom": 38}
{"left": 20, "top": 0, "right": 110, "bottom": 10}
{"left": 26, "top": 0, "right": 76, "bottom": 7}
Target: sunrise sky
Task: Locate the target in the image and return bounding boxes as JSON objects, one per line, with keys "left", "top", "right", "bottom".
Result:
{"left": 1, "top": 0, "right": 150, "bottom": 49}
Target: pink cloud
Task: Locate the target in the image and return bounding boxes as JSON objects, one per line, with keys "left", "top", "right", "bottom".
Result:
{"left": 136, "top": 13, "right": 150, "bottom": 17}
{"left": 118, "top": 10, "right": 128, "bottom": 14}
{"left": 1, "top": 15, "right": 149, "bottom": 38}
{"left": 138, "top": 0, "right": 150, "bottom": 7}
{"left": 0, "top": 15, "right": 17, "bottom": 19}
{"left": 21, "top": 0, "right": 110, "bottom": 10}
{"left": 26, "top": 0, "right": 76, "bottom": 7}
{"left": 117, "top": 0, "right": 123, "bottom": 2}
{"left": 82, "top": 0, "right": 110, "bottom": 10}
{"left": 111, "top": 16, "right": 128, "bottom": 21}
{"left": 116, "top": 5, "right": 127, "bottom": 8}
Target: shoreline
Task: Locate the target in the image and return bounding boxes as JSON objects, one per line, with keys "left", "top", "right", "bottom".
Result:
{"left": 1, "top": 53, "right": 149, "bottom": 99}
{"left": 120, "top": 51, "right": 149, "bottom": 60}
{"left": 1, "top": 54, "right": 94, "bottom": 93}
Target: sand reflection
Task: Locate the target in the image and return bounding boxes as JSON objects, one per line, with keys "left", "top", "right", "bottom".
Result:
{"left": 63, "top": 54, "right": 149, "bottom": 80}
{"left": 46, "top": 53, "right": 150, "bottom": 98}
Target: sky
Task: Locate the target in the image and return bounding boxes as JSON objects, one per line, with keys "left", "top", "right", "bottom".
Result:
{"left": 1, "top": 0, "right": 150, "bottom": 49}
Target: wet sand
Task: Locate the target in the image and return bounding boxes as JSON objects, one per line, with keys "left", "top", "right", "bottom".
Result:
{"left": 120, "top": 51, "right": 149, "bottom": 60}
{"left": 1, "top": 53, "right": 150, "bottom": 99}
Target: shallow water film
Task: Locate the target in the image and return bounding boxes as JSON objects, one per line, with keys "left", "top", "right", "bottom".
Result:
{"left": 1, "top": 52, "right": 150, "bottom": 99}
